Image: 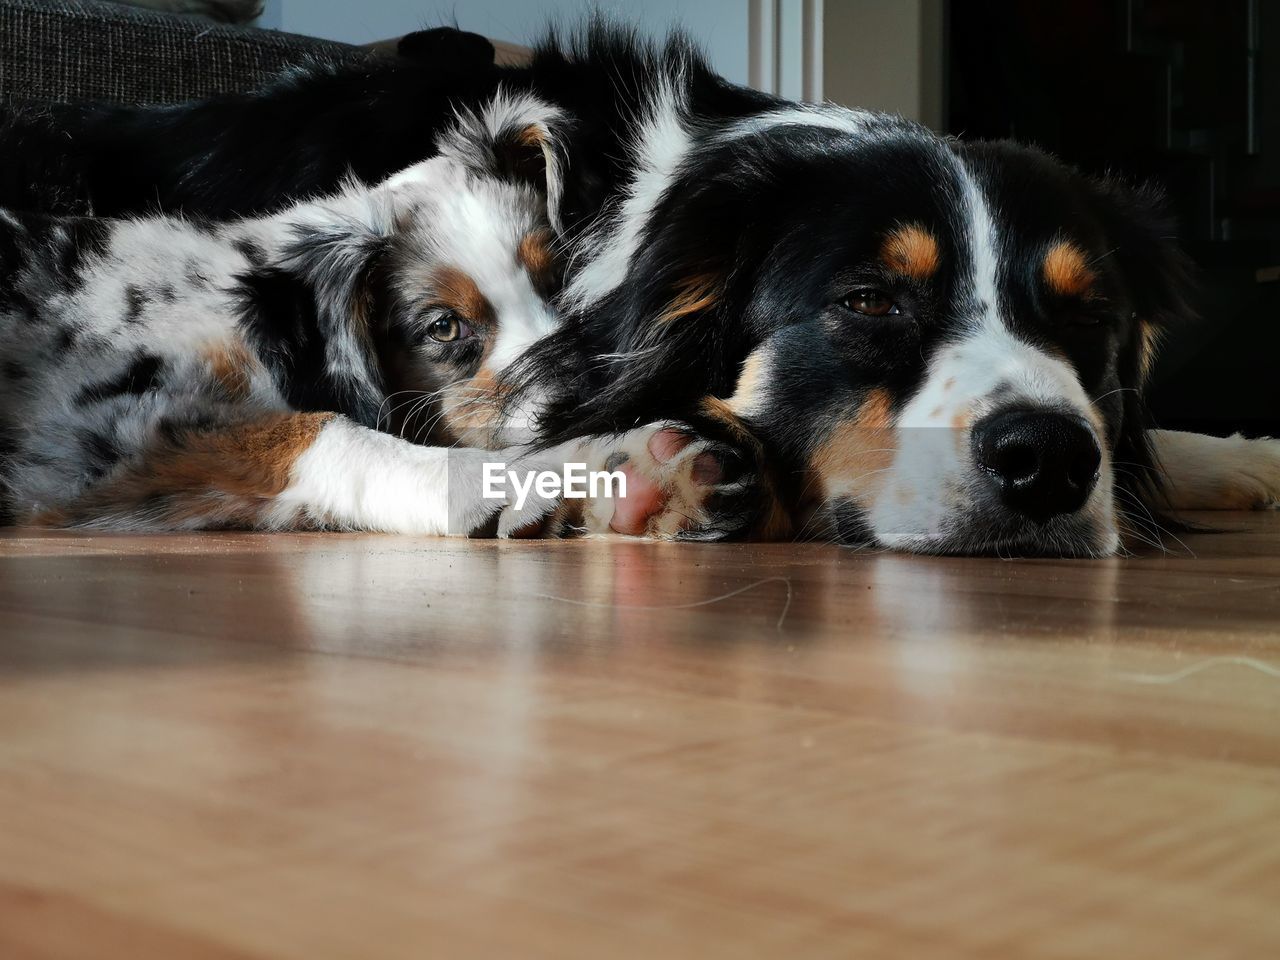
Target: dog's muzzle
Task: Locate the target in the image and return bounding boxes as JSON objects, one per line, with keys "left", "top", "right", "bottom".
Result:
{"left": 971, "top": 408, "right": 1102, "bottom": 525}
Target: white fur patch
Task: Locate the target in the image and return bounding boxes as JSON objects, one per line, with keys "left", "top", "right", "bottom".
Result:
{"left": 717, "top": 104, "right": 881, "bottom": 141}
{"left": 275, "top": 418, "right": 559, "bottom": 535}
{"left": 1151, "top": 430, "right": 1280, "bottom": 510}
{"left": 860, "top": 156, "right": 1118, "bottom": 555}
{"left": 563, "top": 73, "right": 693, "bottom": 310}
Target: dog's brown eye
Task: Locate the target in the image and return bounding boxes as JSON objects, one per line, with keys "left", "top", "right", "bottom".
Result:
{"left": 843, "top": 290, "right": 900, "bottom": 317}
{"left": 427, "top": 312, "right": 471, "bottom": 343}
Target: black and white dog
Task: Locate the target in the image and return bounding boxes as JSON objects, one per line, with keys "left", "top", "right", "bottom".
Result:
{"left": 2, "top": 25, "right": 1276, "bottom": 553}
{"left": 0, "top": 91, "right": 736, "bottom": 536}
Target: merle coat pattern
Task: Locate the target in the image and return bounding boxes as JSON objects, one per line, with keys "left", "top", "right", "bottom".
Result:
{"left": 0, "top": 92, "right": 739, "bottom": 536}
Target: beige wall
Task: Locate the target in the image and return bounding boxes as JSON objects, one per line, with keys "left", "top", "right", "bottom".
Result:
{"left": 823, "top": 0, "right": 945, "bottom": 130}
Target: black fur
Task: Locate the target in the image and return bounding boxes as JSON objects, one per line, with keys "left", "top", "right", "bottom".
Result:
{"left": 234, "top": 258, "right": 383, "bottom": 429}
{"left": 75, "top": 354, "right": 165, "bottom": 406}
{"left": 515, "top": 127, "right": 1198, "bottom": 552}
{"left": 0, "top": 24, "right": 760, "bottom": 227}
{"left": 0, "top": 23, "right": 1204, "bottom": 552}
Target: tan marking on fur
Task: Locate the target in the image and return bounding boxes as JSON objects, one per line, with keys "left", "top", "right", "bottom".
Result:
{"left": 880, "top": 224, "right": 940, "bottom": 281}
{"left": 856, "top": 390, "right": 894, "bottom": 430}
{"left": 657, "top": 273, "right": 721, "bottom": 325}
{"left": 30, "top": 507, "right": 70, "bottom": 527}
{"left": 1138, "top": 319, "right": 1162, "bottom": 383}
{"left": 810, "top": 388, "right": 897, "bottom": 502}
{"left": 45, "top": 413, "right": 335, "bottom": 529}
{"left": 1175, "top": 485, "right": 1264, "bottom": 510}
{"left": 204, "top": 340, "right": 258, "bottom": 402}
{"left": 727, "top": 352, "right": 768, "bottom": 416}
{"left": 517, "top": 228, "right": 560, "bottom": 297}
{"left": 699, "top": 397, "right": 757, "bottom": 450}
{"left": 432, "top": 266, "right": 495, "bottom": 325}
{"left": 515, "top": 125, "right": 546, "bottom": 149}
{"left": 1043, "top": 241, "right": 1096, "bottom": 298}
{"left": 438, "top": 366, "right": 508, "bottom": 447}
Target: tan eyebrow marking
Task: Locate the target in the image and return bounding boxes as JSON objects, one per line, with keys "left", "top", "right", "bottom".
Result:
{"left": 517, "top": 229, "right": 555, "bottom": 274}
{"left": 1043, "top": 240, "right": 1097, "bottom": 298}
{"left": 879, "top": 224, "right": 941, "bottom": 280}
{"left": 431, "top": 266, "right": 495, "bottom": 324}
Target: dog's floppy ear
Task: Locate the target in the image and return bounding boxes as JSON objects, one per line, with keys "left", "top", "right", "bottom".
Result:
{"left": 1089, "top": 177, "right": 1198, "bottom": 382}
{"left": 1086, "top": 177, "right": 1199, "bottom": 515}
{"left": 238, "top": 207, "right": 390, "bottom": 428}
{"left": 439, "top": 91, "right": 570, "bottom": 234}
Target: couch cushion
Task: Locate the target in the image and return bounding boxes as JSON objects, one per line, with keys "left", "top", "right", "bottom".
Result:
{"left": 1, "top": 0, "right": 372, "bottom": 105}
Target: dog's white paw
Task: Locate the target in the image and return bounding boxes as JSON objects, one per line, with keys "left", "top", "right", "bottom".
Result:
{"left": 1152, "top": 430, "right": 1280, "bottom": 510}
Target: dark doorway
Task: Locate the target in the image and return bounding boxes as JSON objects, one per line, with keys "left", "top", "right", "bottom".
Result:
{"left": 949, "top": 0, "right": 1280, "bottom": 436}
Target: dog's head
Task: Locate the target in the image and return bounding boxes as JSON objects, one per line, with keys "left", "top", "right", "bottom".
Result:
{"left": 262, "top": 91, "right": 568, "bottom": 448}
{"left": 529, "top": 106, "right": 1194, "bottom": 555}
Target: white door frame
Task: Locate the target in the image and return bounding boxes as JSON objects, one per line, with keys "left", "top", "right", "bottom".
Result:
{"left": 749, "top": 0, "right": 823, "bottom": 101}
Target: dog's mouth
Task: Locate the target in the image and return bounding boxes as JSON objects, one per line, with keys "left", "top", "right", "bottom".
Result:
{"left": 875, "top": 513, "right": 1119, "bottom": 558}
{"left": 824, "top": 497, "right": 1119, "bottom": 557}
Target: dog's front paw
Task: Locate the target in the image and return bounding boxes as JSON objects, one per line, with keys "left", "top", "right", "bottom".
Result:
{"left": 577, "top": 423, "right": 765, "bottom": 541}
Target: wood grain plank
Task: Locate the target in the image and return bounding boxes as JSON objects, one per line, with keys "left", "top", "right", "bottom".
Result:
{"left": 1, "top": 515, "right": 1279, "bottom": 958}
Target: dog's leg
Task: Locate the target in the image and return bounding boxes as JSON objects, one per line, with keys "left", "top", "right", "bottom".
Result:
{"left": 1149, "top": 429, "right": 1280, "bottom": 509}
{"left": 41, "top": 413, "right": 557, "bottom": 535}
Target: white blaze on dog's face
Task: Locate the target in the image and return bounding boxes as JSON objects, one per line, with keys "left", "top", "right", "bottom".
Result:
{"left": 619, "top": 119, "right": 1193, "bottom": 556}
{"left": 792, "top": 140, "right": 1185, "bottom": 556}
{"left": 865, "top": 161, "right": 1119, "bottom": 556}
{"left": 366, "top": 91, "right": 569, "bottom": 448}
{"left": 376, "top": 158, "right": 561, "bottom": 448}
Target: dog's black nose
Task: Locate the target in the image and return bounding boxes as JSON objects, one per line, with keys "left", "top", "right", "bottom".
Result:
{"left": 972, "top": 410, "right": 1102, "bottom": 523}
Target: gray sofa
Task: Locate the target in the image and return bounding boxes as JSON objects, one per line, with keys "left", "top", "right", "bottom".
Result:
{"left": 0, "top": 0, "right": 371, "bottom": 106}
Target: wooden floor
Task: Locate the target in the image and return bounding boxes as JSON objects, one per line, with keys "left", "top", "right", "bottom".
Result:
{"left": 2, "top": 515, "right": 1279, "bottom": 959}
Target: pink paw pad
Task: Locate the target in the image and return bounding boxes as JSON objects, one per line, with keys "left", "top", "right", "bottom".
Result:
{"left": 607, "top": 429, "right": 726, "bottom": 535}
{"left": 647, "top": 428, "right": 692, "bottom": 464}
{"left": 608, "top": 461, "right": 666, "bottom": 535}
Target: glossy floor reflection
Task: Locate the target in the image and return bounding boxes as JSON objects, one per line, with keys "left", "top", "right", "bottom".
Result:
{"left": 2, "top": 516, "right": 1279, "bottom": 958}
